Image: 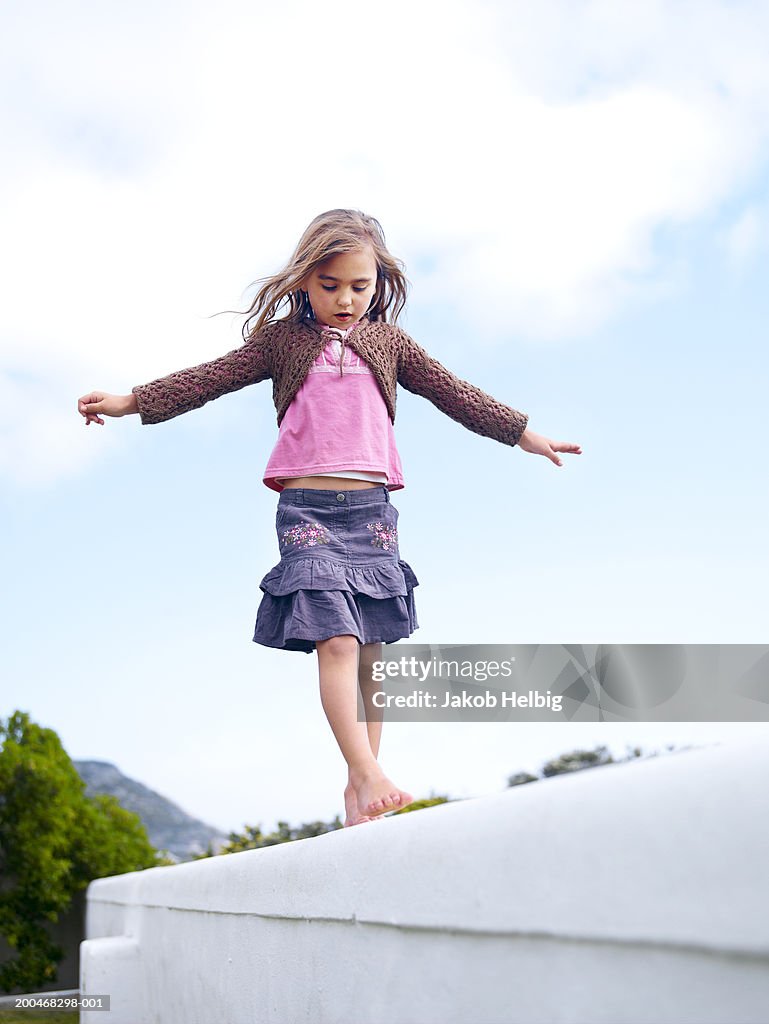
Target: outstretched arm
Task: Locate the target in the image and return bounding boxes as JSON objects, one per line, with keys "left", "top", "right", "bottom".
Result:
{"left": 396, "top": 329, "right": 581, "bottom": 466}
{"left": 78, "top": 328, "right": 273, "bottom": 427}
{"left": 396, "top": 328, "right": 529, "bottom": 446}
{"left": 130, "top": 329, "right": 273, "bottom": 425}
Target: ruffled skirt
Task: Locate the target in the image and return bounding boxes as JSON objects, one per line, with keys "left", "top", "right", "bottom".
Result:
{"left": 253, "top": 486, "right": 419, "bottom": 653}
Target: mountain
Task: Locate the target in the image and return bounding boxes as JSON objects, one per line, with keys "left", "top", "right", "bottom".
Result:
{"left": 74, "top": 760, "right": 229, "bottom": 863}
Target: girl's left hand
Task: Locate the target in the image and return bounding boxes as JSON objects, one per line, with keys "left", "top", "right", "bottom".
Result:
{"left": 518, "top": 428, "right": 582, "bottom": 467}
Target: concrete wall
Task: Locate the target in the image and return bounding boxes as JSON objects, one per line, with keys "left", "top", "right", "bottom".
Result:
{"left": 80, "top": 737, "right": 769, "bottom": 1024}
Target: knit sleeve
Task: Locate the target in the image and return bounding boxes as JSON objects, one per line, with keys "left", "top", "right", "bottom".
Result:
{"left": 395, "top": 328, "right": 528, "bottom": 447}
{"left": 131, "top": 326, "right": 273, "bottom": 425}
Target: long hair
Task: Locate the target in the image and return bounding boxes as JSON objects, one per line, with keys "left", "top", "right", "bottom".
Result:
{"left": 240, "top": 210, "right": 409, "bottom": 340}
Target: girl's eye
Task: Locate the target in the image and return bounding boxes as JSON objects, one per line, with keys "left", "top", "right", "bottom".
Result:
{"left": 320, "top": 285, "right": 370, "bottom": 292}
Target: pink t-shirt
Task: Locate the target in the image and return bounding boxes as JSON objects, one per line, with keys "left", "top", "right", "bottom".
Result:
{"left": 262, "top": 323, "right": 405, "bottom": 493}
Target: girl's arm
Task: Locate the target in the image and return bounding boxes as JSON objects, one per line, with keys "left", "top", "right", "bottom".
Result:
{"left": 79, "top": 328, "right": 273, "bottom": 427}
{"left": 396, "top": 328, "right": 529, "bottom": 447}
{"left": 131, "top": 328, "right": 273, "bottom": 425}
{"left": 396, "top": 329, "right": 581, "bottom": 466}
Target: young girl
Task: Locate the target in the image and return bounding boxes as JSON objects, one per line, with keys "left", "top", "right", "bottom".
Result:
{"left": 77, "top": 209, "right": 581, "bottom": 827}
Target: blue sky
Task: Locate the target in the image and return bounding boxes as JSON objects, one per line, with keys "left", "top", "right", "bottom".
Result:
{"left": 2, "top": 0, "right": 769, "bottom": 835}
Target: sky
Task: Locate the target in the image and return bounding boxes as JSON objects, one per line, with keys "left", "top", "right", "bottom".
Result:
{"left": 2, "top": 0, "right": 768, "bottom": 836}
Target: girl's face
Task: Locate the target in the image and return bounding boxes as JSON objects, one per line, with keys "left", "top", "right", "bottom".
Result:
{"left": 302, "top": 247, "right": 378, "bottom": 328}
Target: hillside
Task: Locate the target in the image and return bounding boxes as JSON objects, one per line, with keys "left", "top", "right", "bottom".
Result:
{"left": 74, "top": 760, "right": 228, "bottom": 862}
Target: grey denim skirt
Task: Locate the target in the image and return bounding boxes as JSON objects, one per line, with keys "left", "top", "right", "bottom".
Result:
{"left": 253, "top": 486, "right": 419, "bottom": 654}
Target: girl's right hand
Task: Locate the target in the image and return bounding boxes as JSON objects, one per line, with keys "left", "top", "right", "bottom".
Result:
{"left": 77, "top": 391, "right": 138, "bottom": 426}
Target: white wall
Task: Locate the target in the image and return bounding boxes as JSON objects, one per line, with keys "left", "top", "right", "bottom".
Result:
{"left": 80, "top": 737, "right": 769, "bottom": 1024}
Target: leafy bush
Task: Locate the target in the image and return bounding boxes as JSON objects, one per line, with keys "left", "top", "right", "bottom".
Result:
{"left": 0, "top": 711, "right": 163, "bottom": 993}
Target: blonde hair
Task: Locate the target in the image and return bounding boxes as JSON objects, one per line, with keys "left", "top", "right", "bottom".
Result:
{"left": 241, "top": 209, "right": 409, "bottom": 339}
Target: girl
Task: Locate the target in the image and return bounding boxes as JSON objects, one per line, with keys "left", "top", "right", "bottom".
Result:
{"left": 77, "top": 209, "right": 581, "bottom": 827}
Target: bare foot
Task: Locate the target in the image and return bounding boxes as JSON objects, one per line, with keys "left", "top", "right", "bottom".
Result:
{"left": 343, "top": 781, "right": 383, "bottom": 827}
{"left": 350, "top": 768, "right": 413, "bottom": 818}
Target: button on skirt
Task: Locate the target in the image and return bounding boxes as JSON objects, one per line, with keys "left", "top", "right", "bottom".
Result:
{"left": 253, "top": 486, "right": 420, "bottom": 654}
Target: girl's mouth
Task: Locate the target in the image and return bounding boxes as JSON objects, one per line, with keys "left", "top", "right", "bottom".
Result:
{"left": 336, "top": 313, "right": 352, "bottom": 320}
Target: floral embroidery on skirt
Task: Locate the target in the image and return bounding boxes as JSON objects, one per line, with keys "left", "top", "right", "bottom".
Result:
{"left": 281, "top": 522, "right": 332, "bottom": 548}
{"left": 254, "top": 486, "right": 419, "bottom": 654}
{"left": 366, "top": 521, "right": 398, "bottom": 552}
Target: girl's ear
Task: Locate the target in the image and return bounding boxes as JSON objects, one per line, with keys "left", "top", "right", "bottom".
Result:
{"left": 297, "top": 267, "right": 314, "bottom": 291}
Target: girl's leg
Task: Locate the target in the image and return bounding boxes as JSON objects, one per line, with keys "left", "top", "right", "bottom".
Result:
{"left": 316, "top": 634, "right": 412, "bottom": 825}
{"left": 358, "top": 640, "right": 384, "bottom": 758}
{"left": 342, "top": 641, "right": 386, "bottom": 825}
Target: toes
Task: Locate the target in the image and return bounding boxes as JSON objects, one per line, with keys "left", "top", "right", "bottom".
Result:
{"left": 358, "top": 781, "right": 413, "bottom": 817}
{"left": 357, "top": 812, "right": 389, "bottom": 826}
{"left": 367, "top": 796, "right": 393, "bottom": 815}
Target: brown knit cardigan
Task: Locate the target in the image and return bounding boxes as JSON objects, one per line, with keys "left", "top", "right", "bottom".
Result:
{"left": 131, "top": 316, "right": 529, "bottom": 447}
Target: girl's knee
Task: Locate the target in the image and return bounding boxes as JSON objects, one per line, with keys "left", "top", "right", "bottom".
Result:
{"left": 316, "top": 634, "right": 359, "bottom": 660}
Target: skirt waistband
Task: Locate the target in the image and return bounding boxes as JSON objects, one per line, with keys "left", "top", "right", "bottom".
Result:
{"left": 278, "top": 485, "right": 390, "bottom": 507}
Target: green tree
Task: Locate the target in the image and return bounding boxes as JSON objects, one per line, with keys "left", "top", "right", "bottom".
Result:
{"left": 389, "top": 794, "right": 451, "bottom": 815}
{"left": 0, "top": 711, "right": 163, "bottom": 993}
{"left": 506, "top": 771, "right": 539, "bottom": 788}
{"left": 507, "top": 743, "right": 687, "bottom": 788}
{"left": 202, "top": 817, "right": 344, "bottom": 855}
{"left": 540, "top": 743, "right": 617, "bottom": 777}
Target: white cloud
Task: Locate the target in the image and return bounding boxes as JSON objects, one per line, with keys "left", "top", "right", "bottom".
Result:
{"left": 721, "top": 204, "right": 769, "bottom": 273}
{"left": 2, "top": 0, "right": 769, "bottom": 482}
